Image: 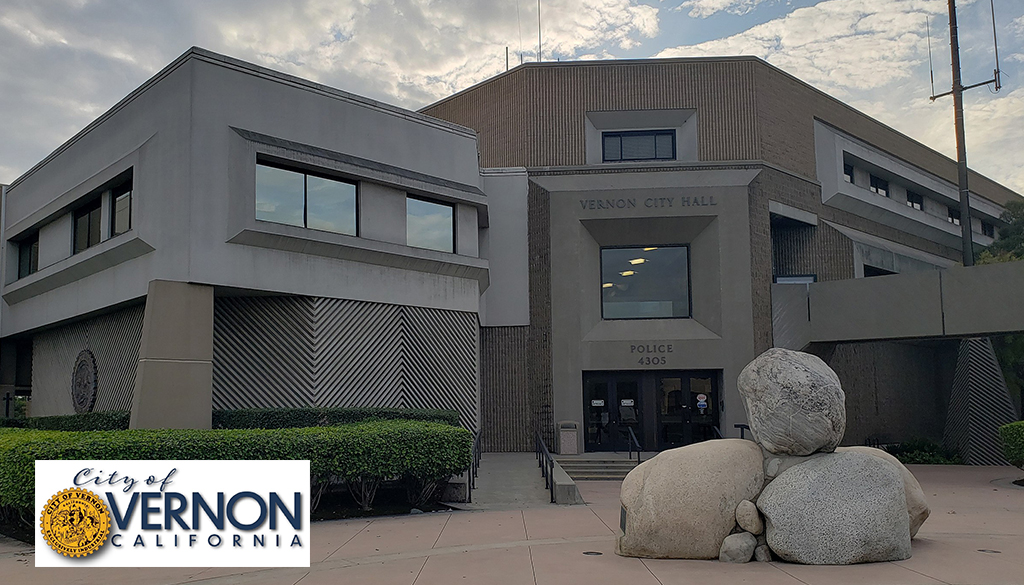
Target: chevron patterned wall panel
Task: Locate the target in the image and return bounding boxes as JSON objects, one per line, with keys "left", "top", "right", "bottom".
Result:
{"left": 944, "top": 337, "right": 1019, "bottom": 465}
{"left": 32, "top": 304, "right": 145, "bottom": 416}
{"left": 404, "top": 306, "right": 478, "bottom": 430}
{"left": 213, "top": 296, "right": 478, "bottom": 430}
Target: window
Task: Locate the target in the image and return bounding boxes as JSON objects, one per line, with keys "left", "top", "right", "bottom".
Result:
{"left": 73, "top": 199, "right": 102, "bottom": 254}
{"left": 111, "top": 175, "right": 133, "bottom": 236}
{"left": 982, "top": 221, "right": 995, "bottom": 238}
{"left": 17, "top": 232, "right": 39, "bottom": 279}
{"left": 602, "top": 130, "right": 675, "bottom": 162}
{"left": 869, "top": 175, "right": 889, "bottom": 197}
{"left": 255, "top": 161, "right": 357, "bottom": 236}
{"left": 948, "top": 207, "right": 961, "bottom": 226}
{"left": 407, "top": 197, "right": 454, "bottom": 253}
{"left": 906, "top": 191, "right": 923, "bottom": 211}
{"left": 774, "top": 275, "right": 816, "bottom": 284}
{"left": 601, "top": 246, "right": 690, "bottom": 319}
{"left": 843, "top": 164, "right": 854, "bottom": 184}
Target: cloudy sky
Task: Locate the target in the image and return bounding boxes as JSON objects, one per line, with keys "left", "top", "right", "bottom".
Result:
{"left": 2, "top": 0, "right": 1023, "bottom": 192}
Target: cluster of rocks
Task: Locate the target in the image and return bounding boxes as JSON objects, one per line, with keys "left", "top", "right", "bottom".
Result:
{"left": 616, "top": 348, "right": 930, "bottom": 565}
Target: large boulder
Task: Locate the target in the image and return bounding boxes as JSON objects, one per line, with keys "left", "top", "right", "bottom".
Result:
{"left": 757, "top": 451, "right": 911, "bottom": 564}
{"left": 617, "top": 439, "right": 764, "bottom": 559}
{"left": 738, "top": 348, "right": 846, "bottom": 456}
{"left": 837, "top": 446, "right": 930, "bottom": 538}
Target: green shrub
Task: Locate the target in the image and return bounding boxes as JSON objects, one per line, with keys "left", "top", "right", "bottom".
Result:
{"left": 882, "top": 438, "right": 961, "bottom": 465}
{"left": 212, "top": 407, "right": 461, "bottom": 429}
{"left": 0, "top": 420, "right": 471, "bottom": 516}
{"left": 23, "top": 410, "right": 130, "bottom": 431}
{"left": 1000, "top": 421, "right": 1024, "bottom": 468}
{"left": 0, "top": 407, "right": 461, "bottom": 434}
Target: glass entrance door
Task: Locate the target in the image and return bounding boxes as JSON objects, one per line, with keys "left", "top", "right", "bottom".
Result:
{"left": 584, "top": 373, "right": 642, "bottom": 452}
{"left": 655, "top": 372, "right": 719, "bottom": 450}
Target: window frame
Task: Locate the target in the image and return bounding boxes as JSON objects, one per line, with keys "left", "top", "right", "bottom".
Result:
{"left": 601, "top": 130, "right": 676, "bottom": 162}
{"left": 17, "top": 232, "right": 39, "bottom": 279}
{"left": 255, "top": 158, "right": 359, "bottom": 237}
{"left": 405, "top": 195, "right": 456, "bottom": 254}
{"left": 843, "top": 164, "right": 854, "bottom": 184}
{"left": 599, "top": 244, "right": 692, "bottom": 321}
{"left": 906, "top": 191, "right": 923, "bottom": 211}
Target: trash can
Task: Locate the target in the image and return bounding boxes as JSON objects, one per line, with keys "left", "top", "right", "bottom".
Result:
{"left": 558, "top": 420, "right": 579, "bottom": 455}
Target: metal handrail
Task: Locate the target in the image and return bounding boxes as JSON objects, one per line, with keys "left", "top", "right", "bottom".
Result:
{"left": 734, "top": 423, "right": 750, "bottom": 439}
{"left": 468, "top": 431, "right": 482, "bottom": 503}
{"left": 712, "top": 426, "right": 725, "bottom": 439}
{"left": 626, "top": 426, "right": 643, "bottom": 464}
{"left": 535, "top": 432, "right": 556, "bottom": 503}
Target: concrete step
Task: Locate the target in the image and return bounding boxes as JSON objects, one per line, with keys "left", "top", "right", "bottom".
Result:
{"left": 566, "top": 472, "right": 633, "bottom": 481}
{"left": 555, "top": 457, "right": 640, "bottom": 481}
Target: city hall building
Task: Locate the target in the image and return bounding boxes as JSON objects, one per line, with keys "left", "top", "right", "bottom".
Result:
{"left": 2, "top": 48, "right": 1020, "bottom": 462}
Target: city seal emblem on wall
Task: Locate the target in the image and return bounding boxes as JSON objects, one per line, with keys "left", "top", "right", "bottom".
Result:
{"left": 71, "top": 349, "right": 98, "bottom": 414}
{"left": 40, "top": 488, "right": 111, "bottom": 558}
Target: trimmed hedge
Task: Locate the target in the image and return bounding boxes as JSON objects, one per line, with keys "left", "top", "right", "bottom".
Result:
{"left": 0, "top": 420, "right": 471, "bottom": 515}
{"left": 1000, "top": 421, "right": 1024, "bottom": 468}
{"left": 5, "top": 410, "right": 131, "bottom": 431}
{"left": 212, "top": 407, "right": 461, "bottom": 429}
{"left": 882, "top": 438, "right": 961, "bottom": 465}
{"left": 1, "top": 407, "right": 460, "bottom": 432}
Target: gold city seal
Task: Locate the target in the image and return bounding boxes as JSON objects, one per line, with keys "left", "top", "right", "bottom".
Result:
{"left": 40, "top": 488, "right": 111, "bottom": 558}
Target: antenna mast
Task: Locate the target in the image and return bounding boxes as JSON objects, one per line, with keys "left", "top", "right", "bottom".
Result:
{"left": 929, "top": 0, "right": 1003, "bottom": 267}
{"left": 537, "top": 0, "right": 542, "bottom": 62}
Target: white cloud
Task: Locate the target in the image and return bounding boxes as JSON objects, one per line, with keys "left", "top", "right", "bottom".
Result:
{"left": 0, "top": 0, "right": 660, "bottom": 185}
{"left": 653, "top": 0, "right": 1024, "bottom": 193}
{"left": 676, "top": 0, "right": 769, "bottom": 18}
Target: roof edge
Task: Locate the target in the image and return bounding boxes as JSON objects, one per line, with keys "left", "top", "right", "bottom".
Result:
{"left": 9, "top": 47, "right": 479, "bottom": 191}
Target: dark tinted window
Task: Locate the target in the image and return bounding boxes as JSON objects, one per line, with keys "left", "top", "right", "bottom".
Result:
{"left": 843, "top": 164, "right": 854, "bottom": 184}
{"left": 948, "top": 207, "right": 961, "bottom": 226}
{"left": 74, "top": 199, "right": 102, "bottom": 254}
{"left": 982, "top": 221, "right": 995, "bottom": 238}
{"left": 18, "top": 233, "right": 39, "bottom": 279}
{"left": 256, "top": 162, "right": 357, "bottom": 236}
{"left": 602, "top": 131, "right": 675, "bottom": 162}
{"left": 601, "top": 246, "right": 690, "bottom": 319}
{"left": 256, "top": 164, "right": 305, "bottom": 228}
{"left": 407, "top": 197, "right": 454, "bottom": 253}
{"left": 869, "top": 175, "right": 889, "bottom": 197}
{"left": 906, "top": 191, "right": 923, "bottom": 210}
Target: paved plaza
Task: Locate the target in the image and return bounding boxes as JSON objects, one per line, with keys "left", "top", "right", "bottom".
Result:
{"left": 0, "top": 464, "right": 1022, "bottom": 585}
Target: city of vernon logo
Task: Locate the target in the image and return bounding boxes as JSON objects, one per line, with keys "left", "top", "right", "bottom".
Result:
{"left": 40, "top": 488, "right": 111, "bottom": 558}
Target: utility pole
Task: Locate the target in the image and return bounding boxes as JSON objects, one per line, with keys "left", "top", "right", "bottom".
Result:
{"left": 930, "top": 0, "right": 1002, "bottom": 266}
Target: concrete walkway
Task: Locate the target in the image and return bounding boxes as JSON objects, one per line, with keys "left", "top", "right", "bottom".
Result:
{"left": 1, "top": 465, "right": 1022, "bottom": 584}
{"left": 459, "top": 452, "right": 553, "bottom": 509}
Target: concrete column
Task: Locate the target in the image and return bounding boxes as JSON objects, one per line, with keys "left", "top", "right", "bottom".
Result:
{"left": 130, "top": 280, "right": 214, "bottom": 429}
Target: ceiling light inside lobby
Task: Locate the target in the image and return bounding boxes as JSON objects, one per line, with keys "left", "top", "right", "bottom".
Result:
{"left": 620, "top": 270, "right": 635, "bottom": 277}
{"left": 629, "top": 258, "right": 646, "bottom": 265}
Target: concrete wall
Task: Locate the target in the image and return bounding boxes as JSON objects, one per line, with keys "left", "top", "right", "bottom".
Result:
{"left": 533, "top": 167, "right": 760, "bottom": 451}
{"left": 479, "top": 168, "right": 529, "bottom": 327}
{"left": 827, "top": 340, "right": 955, "bottom": 445}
